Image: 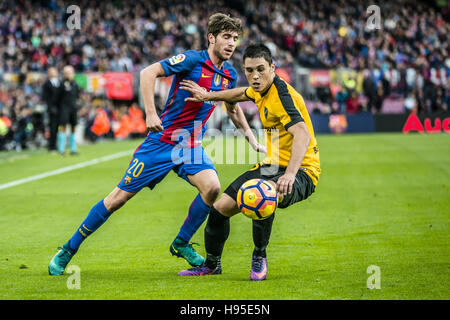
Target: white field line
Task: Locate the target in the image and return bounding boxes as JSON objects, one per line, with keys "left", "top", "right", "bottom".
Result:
{"left": 0, "top": 150, "right": 132, "bottom": 191}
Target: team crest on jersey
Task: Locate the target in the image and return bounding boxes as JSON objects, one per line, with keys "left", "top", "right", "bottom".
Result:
{"left": 124, "top": 175, "right": 131, "bottom": 185}
{"left": 214, "top": 73, "right": 222, "bottom": 87}
{"left": 168, "top": 54, "right": 186, "bottom": 65}
{"left": 222, "top": 78, "right": 229, "bottom": 89}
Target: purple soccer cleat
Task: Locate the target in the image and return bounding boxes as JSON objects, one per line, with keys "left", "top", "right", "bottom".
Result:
{"left": 250, "top": 256, "right": 267, "bottom": 281}
{"left": 178, "top": 264, "right": 222, "bottom": 276}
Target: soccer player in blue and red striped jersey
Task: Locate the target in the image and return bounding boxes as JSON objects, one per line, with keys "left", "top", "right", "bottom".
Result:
{"left": 48, "top": 13, "right": 265, "bottom": 275}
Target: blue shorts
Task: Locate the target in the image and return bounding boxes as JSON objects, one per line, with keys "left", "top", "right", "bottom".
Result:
{"left": 117, "top": 138, "right": 216, "bottom": 193}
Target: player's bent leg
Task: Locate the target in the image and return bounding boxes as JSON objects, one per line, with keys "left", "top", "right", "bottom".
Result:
{"left": 250, "top": 213, "right": 274, "bottom": 281}
{"left": 178, "top": 194, "right": 240, "bottom": 276}
{"left": 213, "top": 193, "right": 241, "bottom": 218}
{"left": 188, "top": 169, "right": 221, "bottom": 205}
{"left": 177, "top": 169, "right": 221, "bottom": 240}
{"left": 171, "top": 169, "right": 221, "bottom": 267}
{"left": 248, "top": 170, "right": 314, "bottom": 281}
{"left": 48, "top": 187, "right": 135, "bottom": 276}
{"left": 249, "top": 179, "right": 277, "bottom": 281}
{"left": 103, "top": 187, "right": 136, "bottom": 212}
{"left": 203, "top": 194, "right": 239, "bottom": 270}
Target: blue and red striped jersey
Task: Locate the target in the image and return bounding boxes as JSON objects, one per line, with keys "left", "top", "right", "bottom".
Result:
{"left": 149, "top": 50, "right": 238, "bottom": 147}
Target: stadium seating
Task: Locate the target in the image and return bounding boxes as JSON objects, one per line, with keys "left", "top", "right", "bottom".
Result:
{"left": 0, "top": 0, "right": 448, "bottom": 150}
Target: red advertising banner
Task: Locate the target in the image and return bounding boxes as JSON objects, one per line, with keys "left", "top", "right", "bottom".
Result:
{"left": 103, "top": 72, "right": 134, "bottom": 100}
{"left": 402, "top": 113, "right": 450, "bottom": 134}
{"left": 275, "top": 68, "right": 291, "bottom": 83}
{"left": 309, "top": 70, "right": 330, "bottom": 87}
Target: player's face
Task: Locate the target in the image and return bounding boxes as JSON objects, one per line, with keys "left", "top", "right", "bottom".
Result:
{"left": 210, "top": 30, "right": 239, "bottom": 61}
{"left": 244, "top": 57, "right": 275, "bottom": 92}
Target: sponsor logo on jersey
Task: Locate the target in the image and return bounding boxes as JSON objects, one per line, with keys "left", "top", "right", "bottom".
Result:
{"left": 264, "top": 125, "right": 278, "bottom": 134}
{"left": 168, "top": 54, "right": 186, "bottom": 65}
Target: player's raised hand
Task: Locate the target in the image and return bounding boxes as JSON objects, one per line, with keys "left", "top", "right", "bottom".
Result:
{"left": 180, "top": 80, "right": 209, "bottom": 102}
{"left": 146, "top": 113, "right": 164, "bottom": 132}
{"left": 250, "top": 141, "right": 267, "bottom": 154}
{"left": 276, "top": 172, "right": 295, "bottom": 196}
{"left": 255, "top": 143, "right": 267, "bottom": 154}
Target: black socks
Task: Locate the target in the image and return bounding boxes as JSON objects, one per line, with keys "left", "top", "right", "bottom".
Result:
{"left": 204, "top": 206, "right": 230, "bottom": 268}
{"left": 252, "top": 213, "right": 275, "bottom": 258}
{"left": 203, "top": 207, "right": 276, "bottom": 268}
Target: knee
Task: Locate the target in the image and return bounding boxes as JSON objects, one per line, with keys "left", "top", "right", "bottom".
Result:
{"left": 104, "top": 196, "right": 126, "bottom": 212}
{"left": 104, "top": 189, "right": 134, "bottom": 212}
{"left": 212, "top": 193, "right": 240, "bottom": 217}
{"left": 201, "top": 182, "right": 221, "bottom": 205}
{"left": 213, "top": 200, "right": 228, "bottom": 215}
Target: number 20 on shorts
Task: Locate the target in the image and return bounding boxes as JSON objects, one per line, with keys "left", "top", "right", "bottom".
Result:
{"left": 127, "top": 159, "right": 144, "bottom": 177}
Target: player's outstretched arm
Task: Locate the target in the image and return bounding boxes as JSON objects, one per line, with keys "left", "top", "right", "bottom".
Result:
{"left": 276, "top": 122, "right": 311, "bottom": 196}
{"left": 225, "top": 102, "right": 266, "bottom": 154}
{"left": 140, "top": 62, "right": 166, "bottom": 132}
{"left": 180, "top": 80, "right": 249, "bottom": 103}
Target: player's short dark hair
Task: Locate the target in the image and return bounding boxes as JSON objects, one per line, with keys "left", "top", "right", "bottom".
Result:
{"left": 243, "top": 43, "right": 273, "bottom": 65}
{"left": 207, "top": 13, "right": 243, "bottom": 40}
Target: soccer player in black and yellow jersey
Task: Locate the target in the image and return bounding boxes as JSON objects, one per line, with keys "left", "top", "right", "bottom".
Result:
{"left": 178, "top": 43, "right": 320, "bottom": 280}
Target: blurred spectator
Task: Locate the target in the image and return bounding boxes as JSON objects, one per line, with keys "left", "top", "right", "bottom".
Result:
{"left": 113, "top": 105, "right": 132, "bottom": 140}
{"left": 336, "top": 89, "right": 348, "bottom": 114}
{"left": 13, "top": 105, "right": 33, "bottom": 151}
{"left": 42, "top": 67, "right": 60, "bottom": 151}
{"left": 363, "top": 70, "right": 376, "bottom": 111}
{"left": 89, "top": 106, "right": 111, "bottom": 141}
{"left": 345, "top": 91, "right": 360, "bottom": 114}
{"left": 404, "top": 91, "right": 417, "bottom": 113}
{"left": 128, "top": 103, "right": 147, "bottom": 137}
{"left": 374, "top": 82, "right": 385, "bottom": 114}
{"left": 0, "top": 113, "right": 12, "bottom": 150}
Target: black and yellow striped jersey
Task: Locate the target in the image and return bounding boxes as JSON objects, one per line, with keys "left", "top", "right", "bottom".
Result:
{"left": 245, "top": 75, "right": 321, "bottom": 185}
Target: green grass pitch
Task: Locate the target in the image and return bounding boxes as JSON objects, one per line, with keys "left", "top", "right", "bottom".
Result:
{"left": 0, "top": 133, "right": 448, "bottom": 299}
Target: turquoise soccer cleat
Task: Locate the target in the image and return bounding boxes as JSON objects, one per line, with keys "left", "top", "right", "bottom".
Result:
{"left": 48, "top": 242, "right": 76, "bottom": 276}
{"left": 170, "top": 237, "right": 205, "bottom": 267}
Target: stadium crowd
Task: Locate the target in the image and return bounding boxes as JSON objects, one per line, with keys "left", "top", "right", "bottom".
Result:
{"left": 0, "top": 0, "right": 448, "bottom": 151}
{"left": 243, "top": 0, "right": 449, "bottom": 115}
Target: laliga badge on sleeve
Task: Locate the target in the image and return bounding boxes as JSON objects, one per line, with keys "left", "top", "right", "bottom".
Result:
{"left": 169, "top": 54, "right": 186, "bottom": 65}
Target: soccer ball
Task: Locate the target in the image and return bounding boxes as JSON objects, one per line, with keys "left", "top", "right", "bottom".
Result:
{"left": 237, "top": 179, "right": 278, "bottom": 220}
